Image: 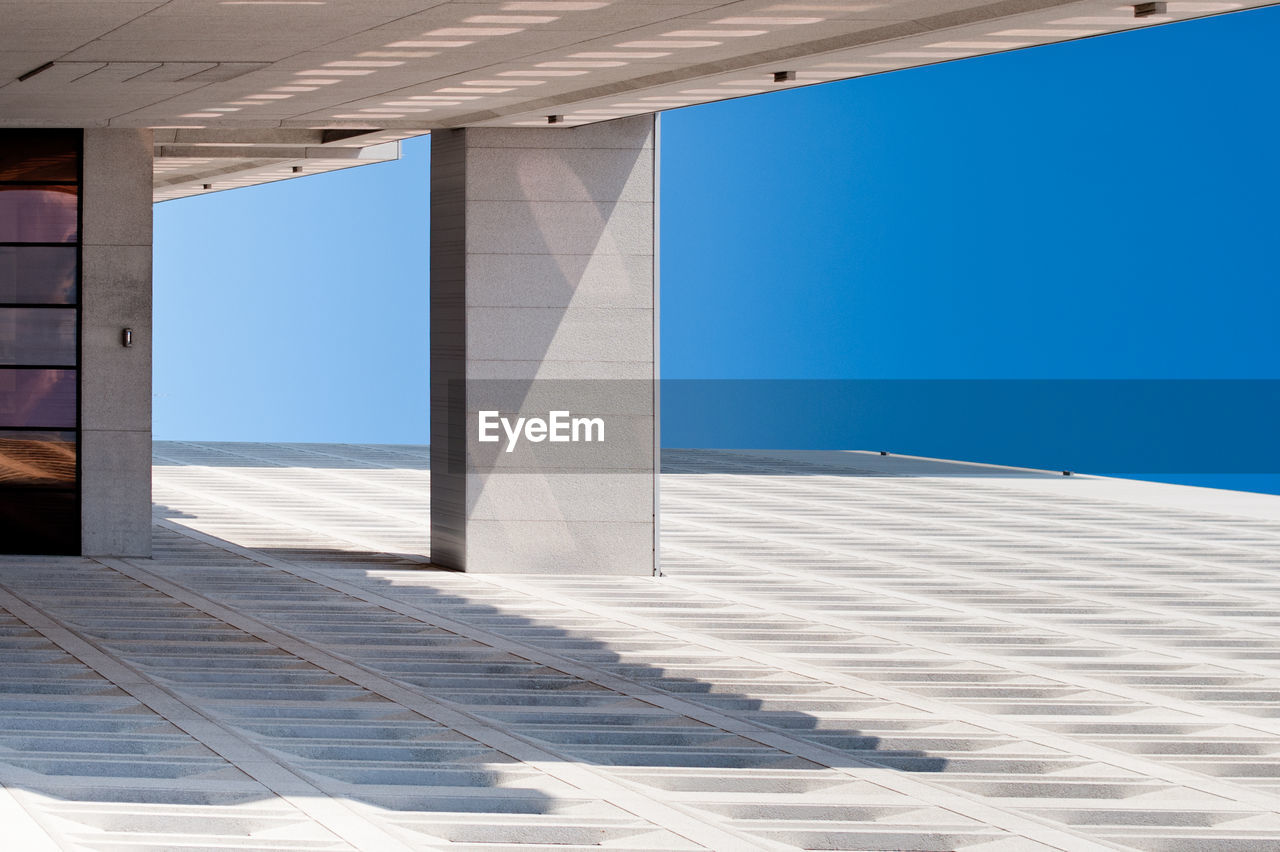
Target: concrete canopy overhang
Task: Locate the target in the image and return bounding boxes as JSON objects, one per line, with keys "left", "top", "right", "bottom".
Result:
{"left": 0, "top": 0, "right": 1264, "bottom": 200}
{"left": 0, "top": 0, "right": 1259, "bottom": 199}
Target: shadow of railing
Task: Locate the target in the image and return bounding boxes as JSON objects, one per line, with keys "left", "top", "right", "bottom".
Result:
{"left": 0, "top": 447, "right": 958, "bottom": 843}
{"left": 243, "top": 549, "right": 949, "bottom": 775}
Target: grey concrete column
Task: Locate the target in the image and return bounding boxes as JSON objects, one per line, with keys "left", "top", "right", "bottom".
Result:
{"left": 80, "top": 129, "right": 153, "bottom": 556}
{"left": 430, "top": 115, "right": 656, "bottom": 574}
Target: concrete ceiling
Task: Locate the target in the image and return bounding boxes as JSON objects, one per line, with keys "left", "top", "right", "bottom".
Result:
{"left": 0, "top": 0, "right": 1261, "bottom": 199}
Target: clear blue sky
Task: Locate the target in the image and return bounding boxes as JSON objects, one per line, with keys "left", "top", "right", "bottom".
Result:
{"left": 154, "top": 7, "right": 1280, "bottom": 490}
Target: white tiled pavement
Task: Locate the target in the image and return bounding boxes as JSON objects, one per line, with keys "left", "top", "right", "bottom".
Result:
{"left": 1, "top": 442, "right": 1279, "bottom": 850}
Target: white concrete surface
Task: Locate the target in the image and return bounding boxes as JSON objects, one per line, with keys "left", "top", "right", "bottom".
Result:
{"left": 2, "top": 442, "right": 1279, "bottom": 849}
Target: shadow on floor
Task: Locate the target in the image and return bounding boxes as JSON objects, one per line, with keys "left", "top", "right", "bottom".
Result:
{"left": 0, "top": 521, "right": 949, "bottom": 835}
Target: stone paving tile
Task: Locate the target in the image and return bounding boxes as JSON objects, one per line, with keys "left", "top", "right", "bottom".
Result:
{"left": 0, "top": 565, "right": 346, "bottom": 851}
{"left": 3, "top": 442, "right": 1280, "bottom": 849}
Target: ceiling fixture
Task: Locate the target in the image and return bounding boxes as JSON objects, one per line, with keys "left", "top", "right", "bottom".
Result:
{"left": 773, "top": 70, "right": 795, "bottom": 82}
{"left": 1133, "top": 2, "right": 1165, "bottom": 17}
{"left": 17, "top": 61, "right": 54, "bottom": 82}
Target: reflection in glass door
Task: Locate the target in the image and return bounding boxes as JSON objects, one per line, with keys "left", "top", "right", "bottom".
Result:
{"left": 0, "top": 130, "right": 80, "bottom": 554}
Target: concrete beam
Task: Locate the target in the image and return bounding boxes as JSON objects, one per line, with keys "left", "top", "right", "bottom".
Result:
{"left": 154, "top": 141, "right": 399, "bottom": 161}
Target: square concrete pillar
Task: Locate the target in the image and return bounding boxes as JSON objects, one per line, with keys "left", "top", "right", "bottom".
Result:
{"left": 430, "top": 116, "right": 657, "bottom": 574}
{"left": 81, "top": 129, "right": 153, "bottom": 556}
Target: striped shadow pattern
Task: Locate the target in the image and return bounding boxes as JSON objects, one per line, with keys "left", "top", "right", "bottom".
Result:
{"left": 0, "top": 442, "right": 1277, "bottom": 849}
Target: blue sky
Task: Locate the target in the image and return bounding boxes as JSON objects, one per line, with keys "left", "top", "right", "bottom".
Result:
{"left": 659, "top": 7, "right": 1280, "bottom": 382}
{"left": 154, "top": 7, "right": 1280, "bottom": 490}
{"left": 155, "top": 138, "right": 431, "bottom": 442}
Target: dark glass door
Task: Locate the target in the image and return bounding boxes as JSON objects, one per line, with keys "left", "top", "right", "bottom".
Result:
{"left": 0, "top": 130, "right": 80, "bottom": 554}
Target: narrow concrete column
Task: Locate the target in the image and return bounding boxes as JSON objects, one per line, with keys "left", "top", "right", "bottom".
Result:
{"left": 431, "top": 115, "right": 656, "bottom": 574}
{"left": 80, "top": 129, "right": 153, "bottom": 556}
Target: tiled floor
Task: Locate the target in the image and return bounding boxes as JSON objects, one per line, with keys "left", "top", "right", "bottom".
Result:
{"left": 0, "top": 442, "right": 1278, "bottom": 850}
